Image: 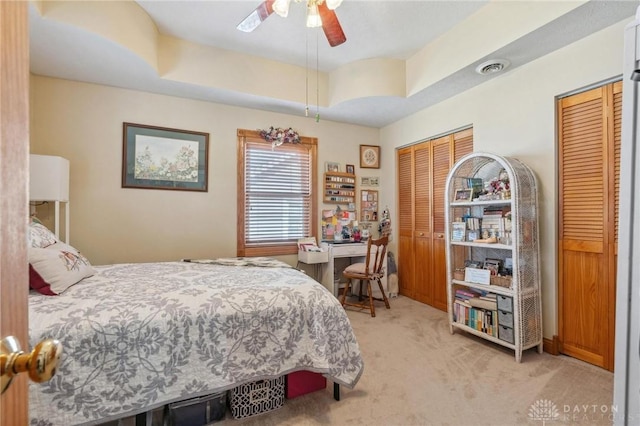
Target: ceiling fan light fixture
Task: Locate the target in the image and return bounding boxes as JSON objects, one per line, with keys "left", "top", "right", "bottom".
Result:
{"left": 325, "top": 0, "right": 343, "bottom": 10}
{"left": 475, "top": 59, "right": 511, "bottom": 75}
{"left": 273, "top": 0, "right": 291, "bottom": 17}
{"left": 306, "top": 2, "right": 322, "bottom": 28}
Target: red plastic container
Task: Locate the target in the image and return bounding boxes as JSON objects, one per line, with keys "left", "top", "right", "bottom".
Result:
{"left": 285, "top": 371, "right": 327, "bottom": 399}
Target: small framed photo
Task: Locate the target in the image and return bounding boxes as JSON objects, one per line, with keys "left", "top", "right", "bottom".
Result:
{"left": 359, "top": 145, "right": 380, "bottom": 169}
{"left": 325, "top": 162, "right": 340, "bottom": 172}
{"left": 122, "top": 122, "right": 209, "bottom": 192}
{"left": 451, "top": 222, "right": 466, "bottom": 242}
{"left": 346, "top": 164, "right": 355, "bottom": 174}
{"left": 484, "top": 258, "right": 502, "bottom": 276}
{"left": 454, "top": 188, "right": 473, "bottom": 202}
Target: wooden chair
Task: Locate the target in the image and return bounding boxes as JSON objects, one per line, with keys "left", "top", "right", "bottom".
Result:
{"left": 340, "top": 236, "right": 390, "bottom": 317}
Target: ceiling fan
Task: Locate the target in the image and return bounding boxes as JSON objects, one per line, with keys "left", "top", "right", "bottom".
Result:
{"left": 237, "top": 0, "right": 347, "bottom": 47}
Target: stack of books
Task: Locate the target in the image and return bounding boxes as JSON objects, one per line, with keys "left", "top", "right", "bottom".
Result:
{"left": 453, "top": 289, "right": 498, "bottom": 337}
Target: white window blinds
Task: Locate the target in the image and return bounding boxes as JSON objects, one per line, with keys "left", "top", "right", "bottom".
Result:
{"left": 244, "top": 141, "right": 312, "bottom": 246}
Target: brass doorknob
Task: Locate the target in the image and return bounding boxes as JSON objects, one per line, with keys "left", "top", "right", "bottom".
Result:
{"left": 0, "top": 336, "right": 62, "bottom": 394}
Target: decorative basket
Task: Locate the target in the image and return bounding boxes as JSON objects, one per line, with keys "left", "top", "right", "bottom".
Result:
{"left": 490, "top": 275, "right": 512, "bottom": 288}
{"left": 453, "top": 270, "right": 465, "bottom": 281}
{"left": 229, "top": 376, "right": 285, "bottom": 419}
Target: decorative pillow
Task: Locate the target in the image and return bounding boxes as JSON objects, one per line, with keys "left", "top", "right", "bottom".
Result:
{"left": 29, "top": 264, "right": 57, "bottom": 296}
{"left": 29, "top": 242, "right": 95, "bottom": 295}
{"left": 28, "top": 222, "right": 58, "bottom": 249}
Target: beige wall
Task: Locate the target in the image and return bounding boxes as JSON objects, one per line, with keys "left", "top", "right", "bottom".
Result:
{"left": 380, "top": 18, "right": 629, "bottom": 338}
{"left": 29, "top": 76, "right": 378, "bottom": 266}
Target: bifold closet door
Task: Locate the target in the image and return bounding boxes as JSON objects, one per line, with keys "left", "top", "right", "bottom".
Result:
{"left": 397, "top": 129, "right": 472, "bottom": 309}
{"left": 398, "top": 146, "right": 416, "bottom": 299}
{"left": 430, "top": 137, "right": 450, "bottom": 311}
{"left": 558, "top": 81, "right": 620, "bottom": 371}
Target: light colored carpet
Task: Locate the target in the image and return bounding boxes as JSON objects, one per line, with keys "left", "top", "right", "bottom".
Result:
{"left": 221, "top": 295, "right": 614, "bottom": 426}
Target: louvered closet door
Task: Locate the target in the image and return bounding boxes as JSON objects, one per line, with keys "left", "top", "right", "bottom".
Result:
{"left": 413, "top": 142, "right": 433, "bottom": 305}
{"left": 558, "top": 83, "right": 619, "bottom": 371}
{"left": 453, "top": 128, "right": 473, "bottom": 161}
{"left": 397, "top": 128, "right": 473, "bottom": 309}
{"left": 608, "top": 81, "right": 622, "bottom": 367}
{"left": 452, "top": 129, "right": 474, "bottom": 285}
{"left": 398, "top": 147, "right": 416, "bottom": 299}
{"left": 431, "top": 137, "right": 450, "bottom": 311}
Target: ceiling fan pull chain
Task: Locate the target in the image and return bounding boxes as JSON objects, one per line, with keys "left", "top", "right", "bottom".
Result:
{"left": 305, "top": 29, "right": 309, "bottom": 117}
{"left": 316, "top": 28, "right": 320, "bottom": 122}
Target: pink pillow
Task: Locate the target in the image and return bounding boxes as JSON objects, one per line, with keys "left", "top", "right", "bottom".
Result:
{"left": 29, "top": 264, "right": 57, "bottom": 296}
{"left": 28, "top": 242, "right": 95, "bottom": 295}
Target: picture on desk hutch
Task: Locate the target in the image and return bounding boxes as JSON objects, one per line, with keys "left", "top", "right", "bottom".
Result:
{"left": 360, "top": 190, "right": 378, "bottom": 222}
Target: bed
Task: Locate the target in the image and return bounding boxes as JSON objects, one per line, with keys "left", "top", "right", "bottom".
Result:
{"left": 28, "top": 257, "right": 364, "bottom": 425}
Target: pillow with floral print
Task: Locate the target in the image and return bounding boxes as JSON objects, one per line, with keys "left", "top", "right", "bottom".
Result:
{"left": 29, "top": 242, "right": 95, "bottom": 295}
{"left": 28, "top": 222, "right": 58, "bottom": 248}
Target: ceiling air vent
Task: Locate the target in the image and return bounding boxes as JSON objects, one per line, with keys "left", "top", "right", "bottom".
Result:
{"left": 475, "top": 59, "right": 510, "bottom": 75}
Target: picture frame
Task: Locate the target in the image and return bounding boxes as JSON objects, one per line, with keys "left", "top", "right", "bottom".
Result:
{"left": 451, "top": 222, "right": 466, "bottom": 242}
{"left": 346, "top": 164, "right": 355, "bottom": 174}
{"left": 325, "top": 161, "right": 340, "bottom": 172}
{"left": 122, "top": 122, "right": 209, "bottom": 192}
{"left": 454, "top": 188, "right": 473, "bottom": 202}
{"left": 359, "top": 145, "right": 380, "bottom": 169}
{"left": 483, "top": 258, "right": 502, "bottom": 276}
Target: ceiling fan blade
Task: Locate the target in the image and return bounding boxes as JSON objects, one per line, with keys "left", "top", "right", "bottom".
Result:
{"left": 318, "top": 2, "right": 346, "bottom": 47}
{"left": 237, "top": 0, "right": 275, "bottom": 33}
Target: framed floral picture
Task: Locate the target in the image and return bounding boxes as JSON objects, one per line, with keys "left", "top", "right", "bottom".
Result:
{"left": 122, "top": 123, "right": 209, "bottom": 191}
{"left": 360, "top": 145, "right": 380, "bottom": 169}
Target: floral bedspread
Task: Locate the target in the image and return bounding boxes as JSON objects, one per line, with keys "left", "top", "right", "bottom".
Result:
{"left": 29, "top": 261, "right": 364, "bottom": 426}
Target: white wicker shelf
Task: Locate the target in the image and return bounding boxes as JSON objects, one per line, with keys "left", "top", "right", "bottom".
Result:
{"left": 444, "top": 152, "right": 543, "bottom": 362}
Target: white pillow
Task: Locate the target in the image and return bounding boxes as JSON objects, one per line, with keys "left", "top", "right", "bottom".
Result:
{"left": 28, "top": 222, "right": 58, "bottom": 248}
{"left": 29, "top": 242, "right": 95, "bottom": 294}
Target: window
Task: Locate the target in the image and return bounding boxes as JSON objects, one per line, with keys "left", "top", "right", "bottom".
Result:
{"left": 237, "top": 129, "right": 318, "bottom": 256}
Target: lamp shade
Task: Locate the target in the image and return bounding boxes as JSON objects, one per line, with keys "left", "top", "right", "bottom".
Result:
{"left": 30, "top": 155, "right": 69, "bottom": 202}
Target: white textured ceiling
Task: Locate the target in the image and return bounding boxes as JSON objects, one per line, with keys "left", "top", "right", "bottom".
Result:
{"left": 29, "top": 1, "right": 639, "bottom": 128}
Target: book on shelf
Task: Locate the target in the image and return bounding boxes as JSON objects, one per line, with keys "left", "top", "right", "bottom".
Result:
{"left": 455, "top": 288, "right": 482, "bottom": 299}
{"left": 479, "top": 294, "right": 497, "bottom": 301}
{"left": 465, "top": 217, "right": 481, "bottom": 231}
{"left": 468, "top": 297, "right": 498, "bottom": 311}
